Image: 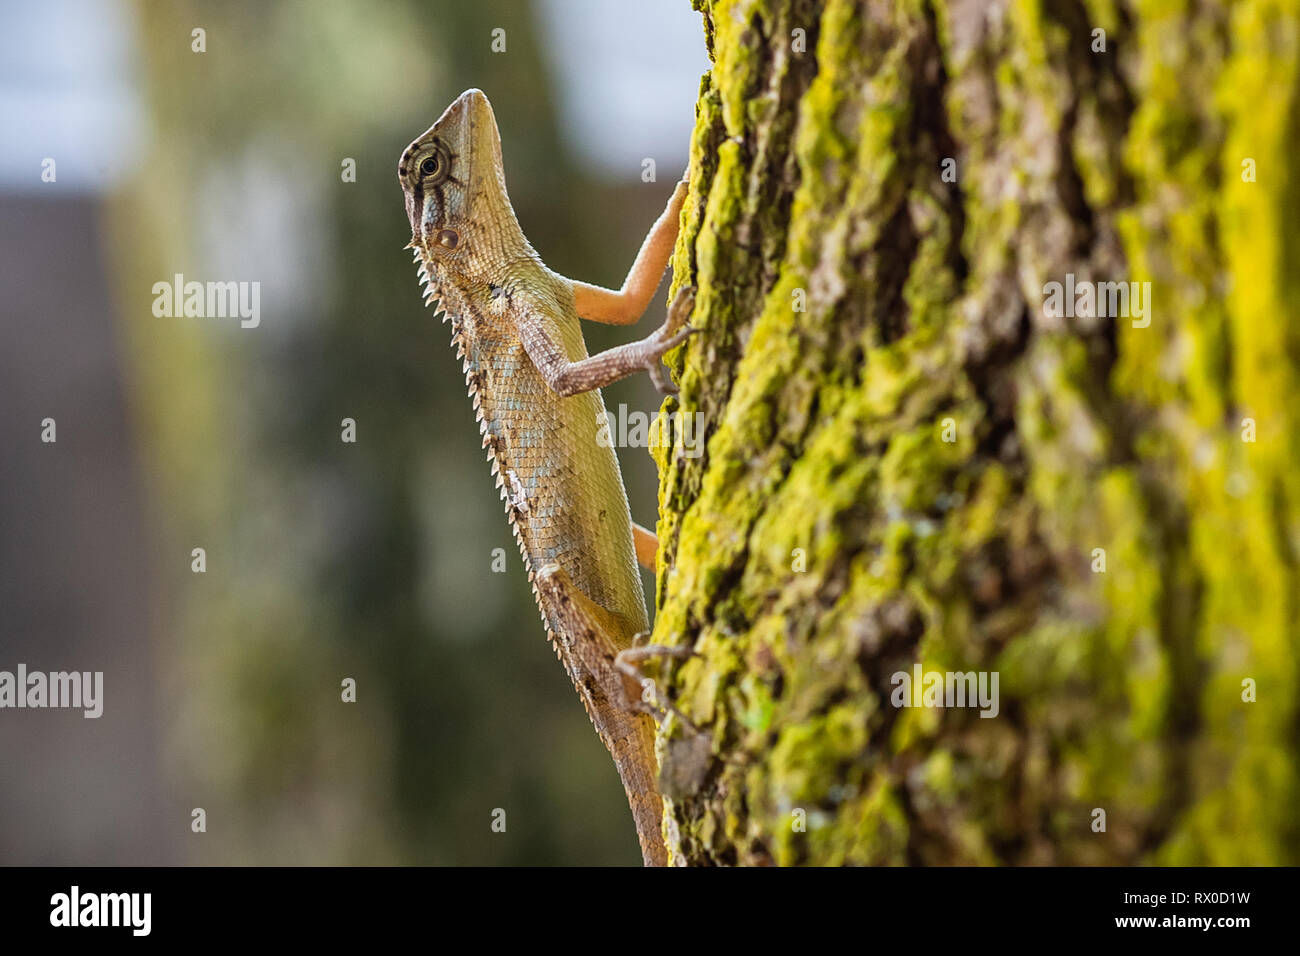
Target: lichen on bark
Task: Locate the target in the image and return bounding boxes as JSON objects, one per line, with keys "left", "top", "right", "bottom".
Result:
{"left": 651, "top": 0, "right": 1300, "bottom": 865}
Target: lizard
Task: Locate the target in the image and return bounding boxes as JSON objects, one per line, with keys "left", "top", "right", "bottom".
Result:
{"left": 397, "top": 88, "right": 693, "bottom": 867}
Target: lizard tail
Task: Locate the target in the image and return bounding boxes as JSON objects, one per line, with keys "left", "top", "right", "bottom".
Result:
{"left": 531, "top": 563, "right": 669, "bottom": 866}
{"left": 609, "top": 708, "right": 668, "bottom": 867}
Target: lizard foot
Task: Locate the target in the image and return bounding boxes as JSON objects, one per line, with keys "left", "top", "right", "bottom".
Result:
{"left": 616, "top": 634, "right": 697, "bottom": 731}
{"left": 648, "top": 286, "right": 698, "bottom": 395}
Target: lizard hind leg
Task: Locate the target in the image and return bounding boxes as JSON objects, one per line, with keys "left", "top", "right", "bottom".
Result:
{"left": 616, "top": 637, "right": 696, "bottom": 731}
{"left": 632, "top": 522, "right": 658, "bottom": 571}
{"left": 533, "top": 564, "right": 668, "bottom": 867}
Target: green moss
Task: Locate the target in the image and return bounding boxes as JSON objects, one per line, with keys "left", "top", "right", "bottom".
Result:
{"left": 661, "top": 0, "right": 1300, "bottom": 866}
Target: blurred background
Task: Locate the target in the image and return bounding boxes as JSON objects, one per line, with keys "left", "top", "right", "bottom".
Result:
{"left": 0, "top": 0, "right": 708, "bottom": 864}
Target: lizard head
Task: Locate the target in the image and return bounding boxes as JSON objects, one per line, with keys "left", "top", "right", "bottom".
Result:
{"left": 398, "top": 88, "right": 523, "bottom": 276}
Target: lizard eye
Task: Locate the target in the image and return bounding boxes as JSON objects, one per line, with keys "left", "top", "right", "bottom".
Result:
{"left": 418, "top": 144, "right": 451, "bottom": 184}
{"left": 437, "top": 229, "right": 460, "bottom": 250}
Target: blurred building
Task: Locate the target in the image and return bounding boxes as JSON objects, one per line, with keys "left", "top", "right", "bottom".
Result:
{"left": 0, "top": 0, "right": 173, "bottom": 864}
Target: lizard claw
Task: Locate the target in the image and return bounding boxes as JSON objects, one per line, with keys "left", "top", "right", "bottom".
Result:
{"left": 648, "top": 325, "right": 695, "bottom": 395}
{"left": 661, "top": 286, "right": 696, "bottom": 337}
{"left": 650, "top": 362, "right": 677, "bottom": 395}
{"left": 646, "top": 285, "right": 698, "bottom": 394}
{"left": 615, "top": 641, "right": 697, "bottom": 730}
{"left": 658, "top": 323, "right": 695, "bottom": 351}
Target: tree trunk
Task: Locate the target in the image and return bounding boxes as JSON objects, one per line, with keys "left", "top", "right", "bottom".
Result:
{"left": 653, "top": 0, "right": 1300, "bottom": 866}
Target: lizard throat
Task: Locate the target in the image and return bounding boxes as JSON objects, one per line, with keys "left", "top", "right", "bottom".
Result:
{"left": 419, "top": 185, "right": 446, "bottom": 241}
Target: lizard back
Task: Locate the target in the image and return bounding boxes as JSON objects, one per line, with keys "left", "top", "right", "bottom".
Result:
{"left": 430, "top": 259, "right": 649, "bottom": 639}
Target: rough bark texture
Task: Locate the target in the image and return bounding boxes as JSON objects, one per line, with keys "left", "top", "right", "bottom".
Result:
{"left": 651, "top": 0, "right": 1300, "bottom": 865}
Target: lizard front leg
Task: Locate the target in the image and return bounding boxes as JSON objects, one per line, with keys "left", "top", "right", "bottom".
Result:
{"left": 571, "top": 179, "right": 688, "bottom": 326}
{"left": 533, "top": 563, "right": 668, "bottom": 867}
{"left": 519, "top": 288, "right": 695, "bottom": 396}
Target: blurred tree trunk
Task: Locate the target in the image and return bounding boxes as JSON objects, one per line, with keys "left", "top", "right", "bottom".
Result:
{"left": 653, "top": 0, "right": 1300, "bottom": 865}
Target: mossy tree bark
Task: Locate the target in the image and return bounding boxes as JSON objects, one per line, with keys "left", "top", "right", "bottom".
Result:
{"left": 652, "top": 0, "right": 1300, "bottom": 865}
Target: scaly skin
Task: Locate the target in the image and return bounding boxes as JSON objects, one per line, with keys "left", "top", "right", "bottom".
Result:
{"left": 398, "top": 89, "right": 690, "bottom": 866}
